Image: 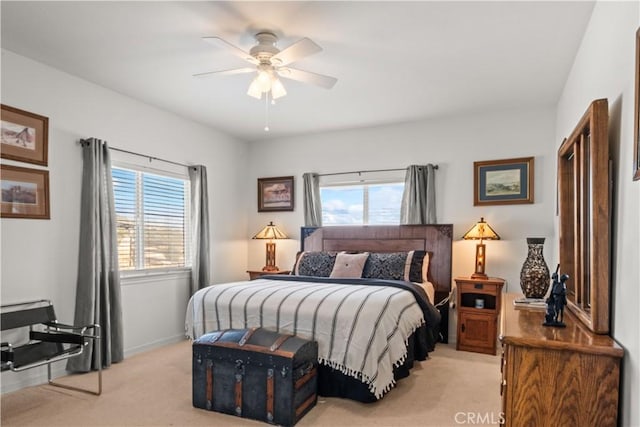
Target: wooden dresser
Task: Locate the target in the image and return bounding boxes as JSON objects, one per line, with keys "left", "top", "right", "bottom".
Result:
{"left": 500, "top": 293, "right": 623, "bottom": 427}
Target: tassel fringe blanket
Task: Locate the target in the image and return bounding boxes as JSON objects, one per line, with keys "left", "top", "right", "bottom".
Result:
{"left": 186, "top": 277, "right": 427, "bottom": 399}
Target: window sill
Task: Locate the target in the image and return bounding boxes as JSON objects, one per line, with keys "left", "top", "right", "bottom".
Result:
{"left": 120, "top": 268, "right": 191, "bottom": 286}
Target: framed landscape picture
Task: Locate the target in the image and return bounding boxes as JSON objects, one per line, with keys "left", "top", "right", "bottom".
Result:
{"left": 0, "top": 164, "right": 50, "bottom": 219}
{"left": 474, "top": 157, "right": 534, "bottom": 206}
{"left": 1, "top": 104, "right": 49, "bottom": 166}
{"left": 258, "top": 176, "right": 294, "bottom": 212}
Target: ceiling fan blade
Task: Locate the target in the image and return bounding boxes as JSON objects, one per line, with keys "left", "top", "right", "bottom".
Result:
{"left": 271, "top": 38, "right": 322, "bottom": 66}
{"left": 193, "top": 67, "right": 255, "bottom": 78}
{"left": 278, "top": 67, "right": 337, "bottom": 89}
{"left": 202, "top": 37, "right": 258, "bottom": 65}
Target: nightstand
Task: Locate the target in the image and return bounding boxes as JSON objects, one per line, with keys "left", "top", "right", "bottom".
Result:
{"left": 246, "top": 270, "right": 291, "bottom": 280}
{"left": 455, "top": 276, "right": 504, "bottom": 355}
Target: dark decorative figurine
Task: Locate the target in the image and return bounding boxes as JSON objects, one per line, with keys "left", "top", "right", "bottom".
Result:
{"left": 543, "top": 265, "right": 568, "bottom": 328}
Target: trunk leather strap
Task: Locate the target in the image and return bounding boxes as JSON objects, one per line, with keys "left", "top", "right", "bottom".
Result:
{"left": 295, "top": 366, "right": 317, "bottom": 390}
{"left": 296, "top": 393, "right": 317, "bottom": 419}
{"left": 207, "top": 329, "right": 227, "bottom": 344}
{"left": 270, "top": 334, "right": 291, "bottom": 352}
{"left": 234, "top": 360, "right": 244, "bottom": 416}
{"left": 205, "top": 360, "right": 213, "bottom": 410}
{"left": 266, "top": 368, "right": 275, "bottom": 422}
{"left": 238, "top": 328, "right": 257, "bottom": 346}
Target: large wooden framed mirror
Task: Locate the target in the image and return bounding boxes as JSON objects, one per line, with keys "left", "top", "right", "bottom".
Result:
{"left": 557, "top": 98, "right": 610, "bottom": 334}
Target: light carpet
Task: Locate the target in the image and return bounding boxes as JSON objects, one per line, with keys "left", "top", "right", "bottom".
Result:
{"left": 1, "top": 340, "right": 501, "bottom": 427}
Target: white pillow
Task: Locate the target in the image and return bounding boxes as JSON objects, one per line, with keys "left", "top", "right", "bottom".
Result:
{"left": 330, "top": 252, "right": 369, "bottom": 278}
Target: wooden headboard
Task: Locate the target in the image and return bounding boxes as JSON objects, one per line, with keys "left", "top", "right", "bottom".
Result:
{"left": 302, "top": 225, "right": 453, "bottom": 303}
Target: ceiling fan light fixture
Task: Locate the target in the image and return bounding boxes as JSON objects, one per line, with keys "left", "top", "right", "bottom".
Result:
{"left": 247, "top": 77, "right": 263, "bottom": 99}
{"left": 271, "top": 78, "right": 287, "bottom": 99}
{"left": 256, "top": 70, "right": 273, "bottom": 92}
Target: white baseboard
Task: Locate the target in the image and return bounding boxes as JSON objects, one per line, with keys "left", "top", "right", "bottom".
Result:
{"left": 124, "top": 334, "right": 187, "bottom": 358}
{"left": 1, "top": 363, "right": 66, "bottom": 394}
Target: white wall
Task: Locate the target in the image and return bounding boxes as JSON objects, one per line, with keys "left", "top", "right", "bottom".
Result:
{"left": 0, "top": 50, "right": 250, "bottom": 392}
{"left": 247, "top": 106, "right": 558, "bottom": 340}
{"left": 555, "top": 2, "right": 639, "bottom": 425}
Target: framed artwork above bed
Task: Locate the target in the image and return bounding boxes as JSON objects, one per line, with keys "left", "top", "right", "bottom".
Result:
{"left": 257, "top": 176, "right": 294, "bottom": 212}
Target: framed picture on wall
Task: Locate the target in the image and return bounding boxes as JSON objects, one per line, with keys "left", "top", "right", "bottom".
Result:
{"left": 1, "top": 104, "right": 49, "bottom": 166}
{"left": 1, "top": 164, "right": 50, "bottom": 219}
{"left": 474, "top": 157, "right": 534, "bottom": 205}
{"left": 257, "top": 176, "right": 294, "bottom": 212}
{"left": 633, "top": 27, "right": 640, "bottom": 181}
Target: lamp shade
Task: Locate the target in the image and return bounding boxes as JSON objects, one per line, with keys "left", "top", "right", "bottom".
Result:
{"left": 462, "top": 217, "right": 500, "bottom": 241}
{"left": 253, "top": 221, "right": 287, "bottom": 272}
{"left": 252, "top": 221, "right": 288, "bottom": 240}
{"left": 462, "top": 217, "right": 499, "bottom": 280}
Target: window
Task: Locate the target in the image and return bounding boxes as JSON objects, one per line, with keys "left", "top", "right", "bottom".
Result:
{"left": 112, "top": 165, "right": 191, "bottom": 271}
{"left": 320, "top": 182, "right": 404, "bottom": 225}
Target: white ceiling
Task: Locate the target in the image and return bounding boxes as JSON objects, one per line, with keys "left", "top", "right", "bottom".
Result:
{"left": 1, "top": 1, "right": 595, "bottom": 142}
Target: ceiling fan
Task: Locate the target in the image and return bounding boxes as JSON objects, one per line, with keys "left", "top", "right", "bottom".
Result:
{"left": 194, "top": 31, "right": 337, "bottom": 101}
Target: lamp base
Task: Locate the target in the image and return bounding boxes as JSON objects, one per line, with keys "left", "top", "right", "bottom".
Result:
{"left": 471, "top": 242, "right": 488, "bottom": 280}
{"left": 262, "top": 242, "right": 278, "bottom": 272}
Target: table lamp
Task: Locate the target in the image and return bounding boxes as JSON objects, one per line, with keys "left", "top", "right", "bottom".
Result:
{"left": 252, "top": 221, "right": 288, "bottom": 272}
{"left": 462, "top": 217, "right": 500, "bottom": 280}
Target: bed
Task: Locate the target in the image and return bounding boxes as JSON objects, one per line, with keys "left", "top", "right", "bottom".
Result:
{"left": 186, "top": 225, "right": 453, "bottom": 402}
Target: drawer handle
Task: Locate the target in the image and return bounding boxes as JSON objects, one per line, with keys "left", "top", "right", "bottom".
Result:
{"left": 461, "top": 323, "right": 465, "bottom": 333}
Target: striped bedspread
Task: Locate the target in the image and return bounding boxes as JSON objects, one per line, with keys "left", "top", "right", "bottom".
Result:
{"left": 185, "top": 277, "right": 428, "bottom": 399}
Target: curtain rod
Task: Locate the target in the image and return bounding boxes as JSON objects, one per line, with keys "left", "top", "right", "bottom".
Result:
{"left": 109, "top": 146, "right": 190, "bottom": 168}
{"left": 80, "top": 140, "right": 190, "bottom": 168}
{"left": 318, "top": 165, "right": 438, "bottom": 178}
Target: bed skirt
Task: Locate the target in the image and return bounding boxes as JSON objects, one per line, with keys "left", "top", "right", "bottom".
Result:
{"left": 316, "top": 326, "right": 429, "bottom": 402}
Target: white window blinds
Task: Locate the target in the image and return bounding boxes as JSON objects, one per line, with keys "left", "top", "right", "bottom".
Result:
{"left": 112, "top": 166, "right": 191, "bottom": 271}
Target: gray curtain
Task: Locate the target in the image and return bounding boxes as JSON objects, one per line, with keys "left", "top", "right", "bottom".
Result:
{"left": 67, "top": 138, "right": 123, "bottom": 372}
{"left": 400, "top": 164, "right": 437, "bottom": 224}
{"left": 302, "top": 172, "right": 322, "bottom": 227}
{"left": 189, "top": 165, "right": 210, "bottom": 295}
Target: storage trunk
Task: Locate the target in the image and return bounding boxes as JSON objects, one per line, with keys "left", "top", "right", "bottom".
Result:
{"left": 193, "top": 328, "right": 318, "bottom": 426}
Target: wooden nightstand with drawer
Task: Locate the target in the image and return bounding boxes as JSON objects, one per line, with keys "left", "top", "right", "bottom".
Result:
{"left": 455, "top": 276, "right": 504, "bottom": 355}
{"left": 246, "top": 270, "right": 291, "bottom": 281}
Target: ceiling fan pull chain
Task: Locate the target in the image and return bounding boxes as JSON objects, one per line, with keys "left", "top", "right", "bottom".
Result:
{"left": 264, "top": 92, "right": 270, "bottom": 132}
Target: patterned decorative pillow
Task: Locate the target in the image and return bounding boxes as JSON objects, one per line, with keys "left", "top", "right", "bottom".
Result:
{"left": 293, "top": 251, "right": 337, "bottom": 277}
{"left": 330, "top": 252, "right": 370, "bottom": 278}
{"left": 362, "top": 252, "right": 409, "bottom": 281}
